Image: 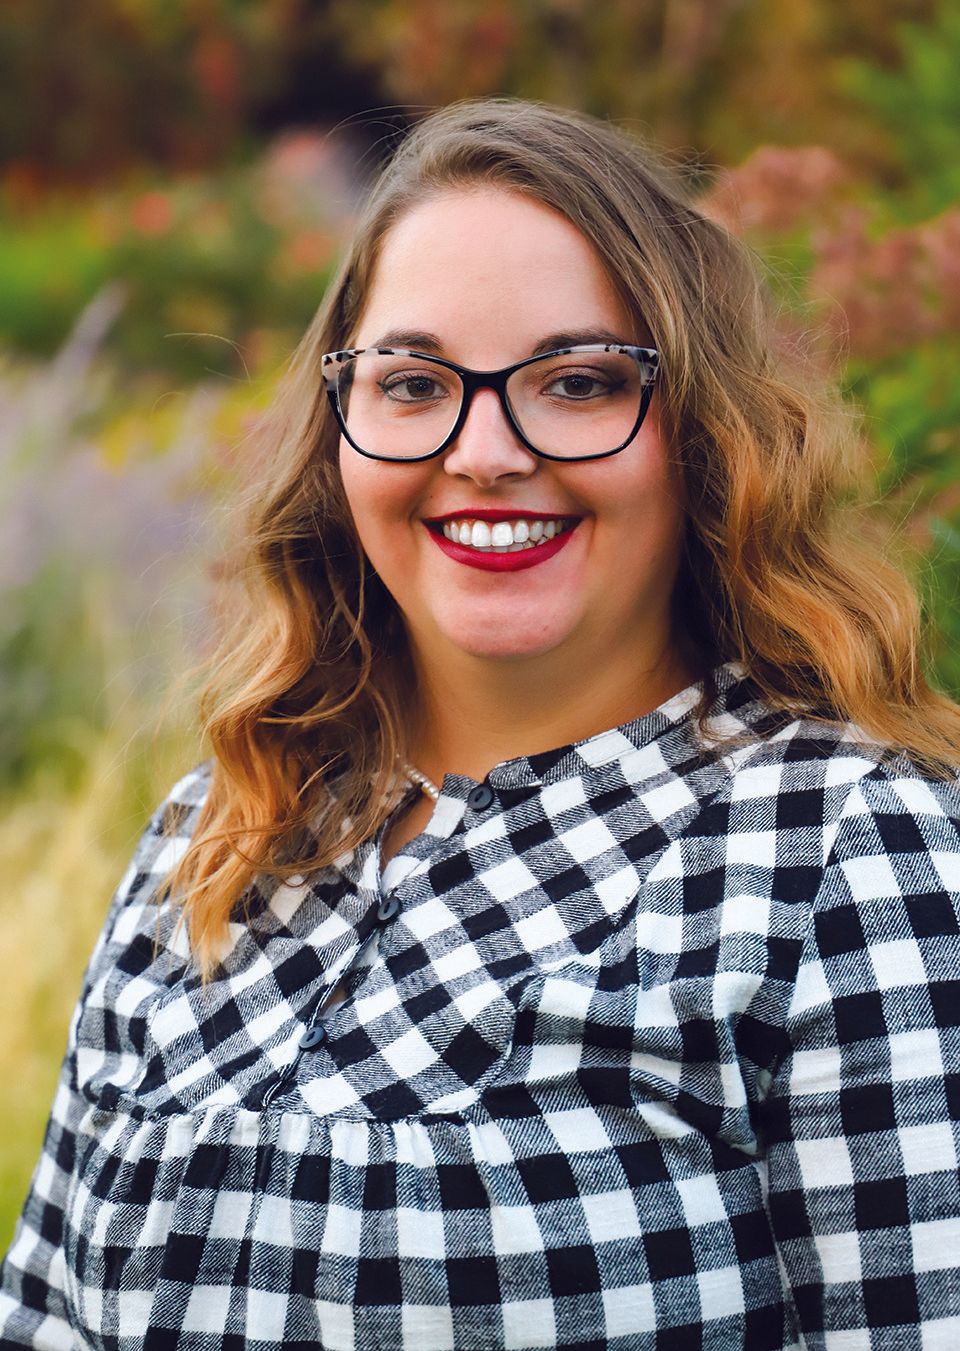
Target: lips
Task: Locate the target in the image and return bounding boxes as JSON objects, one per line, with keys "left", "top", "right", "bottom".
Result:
{"left": 422, "top": 509, "right": 581, "bottom": 572}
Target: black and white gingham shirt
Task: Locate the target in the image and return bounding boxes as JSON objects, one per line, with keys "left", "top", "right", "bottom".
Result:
{"left": 3, "top": 662, "right": 960, "bottom": 1349}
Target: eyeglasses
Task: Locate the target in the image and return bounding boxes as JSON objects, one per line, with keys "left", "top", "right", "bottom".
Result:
{"left": 321, "top": 343, "right": 660, "bottom": 463}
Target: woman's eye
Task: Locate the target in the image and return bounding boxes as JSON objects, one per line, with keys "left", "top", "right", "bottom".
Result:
{"left": 544, "top": 372, "right": 612, "bottom": 400}
{"left": 380, "top": 372, "right": 447, "bottom": 402}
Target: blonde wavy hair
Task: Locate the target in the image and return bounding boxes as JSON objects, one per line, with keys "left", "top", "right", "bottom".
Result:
{"left": 170, "top": 97, "right": 960, "bottom": 972}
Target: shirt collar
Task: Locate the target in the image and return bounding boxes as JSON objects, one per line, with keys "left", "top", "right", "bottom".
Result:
{"left": 481, "top": 659, "right": 762, "bottom": 792}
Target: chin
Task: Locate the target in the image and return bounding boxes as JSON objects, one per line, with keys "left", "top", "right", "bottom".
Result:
{"left": 438, "top": 616, "right": 569, "bottom": 663}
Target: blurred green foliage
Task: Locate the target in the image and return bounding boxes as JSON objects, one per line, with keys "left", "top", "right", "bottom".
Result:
{"left": 0, "top": 207, "right": 110, "bottom": 352}
{"left": 0, "top": 0, "right": 948, "bottom": 186}
{"left": 325, "top": 0, "right": 944, "bottom": 164}
{"left": 0, "top": 0, "right": 343, "bottom": 183}
{"left": 0, "top": 161, "right": 340, "bottom": 378}
{"left": 852, "top": 345, "right": 960, "bottom": 694}
{"left": 840, "top": 1, "right": 960, "bottom": 219}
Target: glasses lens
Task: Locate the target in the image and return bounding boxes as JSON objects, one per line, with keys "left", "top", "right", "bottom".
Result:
{"left": 506, "top": 349, "right": 651, "bottom": 459}
{"left": 336, "top": 352, "right": 463, "bottom": 459}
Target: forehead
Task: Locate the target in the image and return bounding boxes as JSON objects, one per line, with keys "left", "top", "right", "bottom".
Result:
{"left": 353, "top": 187, "right": 633, "bottom": 354}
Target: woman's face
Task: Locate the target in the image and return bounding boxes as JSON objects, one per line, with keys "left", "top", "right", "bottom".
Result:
{"left": 338, "top": 187, "right": 687, "bottom": 676}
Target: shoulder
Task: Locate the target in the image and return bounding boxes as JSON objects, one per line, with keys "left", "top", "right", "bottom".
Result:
{"left": 673, "top": 682, "right": 960, "bottom": 909}
{"left": 702, "top": 675, "right": 960, "bottom": 835}
{"left": 114, "top": 761, "right": 211, "bottom": 910}
{"left": 744, "top": 718, "right": 959, "bottom": 906}
{"left": 81, "top": 762, "right": 213, "bottom": 988}
{"left": 63, "top": 764, "right": 216, "bottom": 1101}
{"left": 142, "top": 760, "right": 212, "bottom": 873}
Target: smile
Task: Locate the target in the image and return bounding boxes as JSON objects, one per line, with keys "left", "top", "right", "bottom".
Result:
{"left": 424, "top": 511, "right": 581, "bottom": 573}
{"left": 438, "top": 517, "right": 575, "bottom": 552}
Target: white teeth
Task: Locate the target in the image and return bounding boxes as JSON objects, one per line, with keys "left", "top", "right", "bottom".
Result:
{"left": 438, "top": 516, "right": 572, "bottom": 552}
{"left": 490, "top": 522, "right": 513, "bottom": 547}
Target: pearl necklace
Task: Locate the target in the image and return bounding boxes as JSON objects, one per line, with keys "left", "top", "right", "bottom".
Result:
{"left": 402, "top": 762, "right": 441, "bottom": 802}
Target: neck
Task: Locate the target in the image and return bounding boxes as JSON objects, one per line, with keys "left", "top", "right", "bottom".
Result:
{"left": 406, "top": 636, "right": 697, "bottom": 785}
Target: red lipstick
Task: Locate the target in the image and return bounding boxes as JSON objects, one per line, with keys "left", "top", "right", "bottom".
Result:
{"left": 423, "top": 514, "right": 580, "bottom": 573}
{"left": 423, "top": 508, "right": 574, "bottom": 524}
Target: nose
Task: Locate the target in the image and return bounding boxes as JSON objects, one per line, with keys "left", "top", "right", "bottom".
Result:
{"left": 441, "top": 387, "right": 537, "bottom": 487}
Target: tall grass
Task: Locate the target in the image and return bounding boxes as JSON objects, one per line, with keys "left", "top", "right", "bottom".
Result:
{"left": 0, "top": 299, "right": 260, "bottom": 1243}
{"left": 0, "top": 728, "right": 193, "bottom": 1243}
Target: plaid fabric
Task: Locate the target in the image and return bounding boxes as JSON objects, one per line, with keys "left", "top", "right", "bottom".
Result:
{"left": 2, "top": 661, "right": 960, "bottom": 1350}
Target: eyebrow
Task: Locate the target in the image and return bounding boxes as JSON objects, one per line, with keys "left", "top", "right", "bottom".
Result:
{"left": 369, "top": 330, "right": 445, "bottom": 354}
{"left": 367, "top": 327, "right": 635, "bottom": 359}
{"left": 531, "top": 329, "right": 634, "bottom": 356}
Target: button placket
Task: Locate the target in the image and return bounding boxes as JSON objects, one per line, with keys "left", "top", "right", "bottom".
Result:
{"left": 377, "top": 894, "right": 402, "bottom": 923}
{"left": 298, "top": 1023, "right": 327, "bottom": 1050}
{"left": 466, "top": 782, "right": 495, "bottom": 812}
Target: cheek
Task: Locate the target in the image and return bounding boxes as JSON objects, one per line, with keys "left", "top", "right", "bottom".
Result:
{"left": 593, "top": 460, "right": 687, "bottom": 586}
{"left": 337, "top": 441, "right": 422, "bottom": 567}
{"left": 585, "top": 446, "right": 682, "bottom": 530}
{"left": 338, "top": 443, "right": 389, "bottom": 541}
{"left": 337, "top": 440, "right": 367, "bottom": 520}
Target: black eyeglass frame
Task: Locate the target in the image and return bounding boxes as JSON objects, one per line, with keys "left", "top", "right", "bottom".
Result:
{"left": 320, "top": 343, "right": 660, "bottom": 463}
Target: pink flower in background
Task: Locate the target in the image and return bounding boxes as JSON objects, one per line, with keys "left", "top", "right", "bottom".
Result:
{"left": 131, "top": 191, "right": 174, "bottom": 236}
{"left": 276, "top": 228, "right": 335, "bottom": 280}
{"left": 256, "top": 129, "right": 366, "bottom": 234}
{"left": 811, "top": 205, "right": 960, "bottom": 360}
{"left": 701, "top": 146, "right": 960, "bottom": 364}
{"left": 701, "top": 146, "right": 851, "bottom": 235}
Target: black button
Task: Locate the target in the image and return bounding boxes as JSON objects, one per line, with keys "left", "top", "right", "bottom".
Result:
{"left": 466, "top": 783, "right": 495, "bottom": 811}
{"left": 298, "top": 1024, "right": 327, "bottom": 1050}
{"left": 377, "top": 895, "right": 401, "bottom": 923}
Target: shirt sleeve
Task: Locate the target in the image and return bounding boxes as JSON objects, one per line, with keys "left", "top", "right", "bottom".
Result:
{"left": 0, "top": 772, "right": 204, "bottom": 1349}
{"left": 762, "top": 762, "right": 960, "bottom": 1348}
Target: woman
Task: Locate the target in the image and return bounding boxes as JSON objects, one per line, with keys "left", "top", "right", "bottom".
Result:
{"left": 3, "top": 98, "right": 960, "bottom": 1350}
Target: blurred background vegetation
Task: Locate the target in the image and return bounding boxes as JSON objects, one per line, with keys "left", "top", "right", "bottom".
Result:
{"left": 2, "top": 0, "right": 959, "bottom": 1239}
